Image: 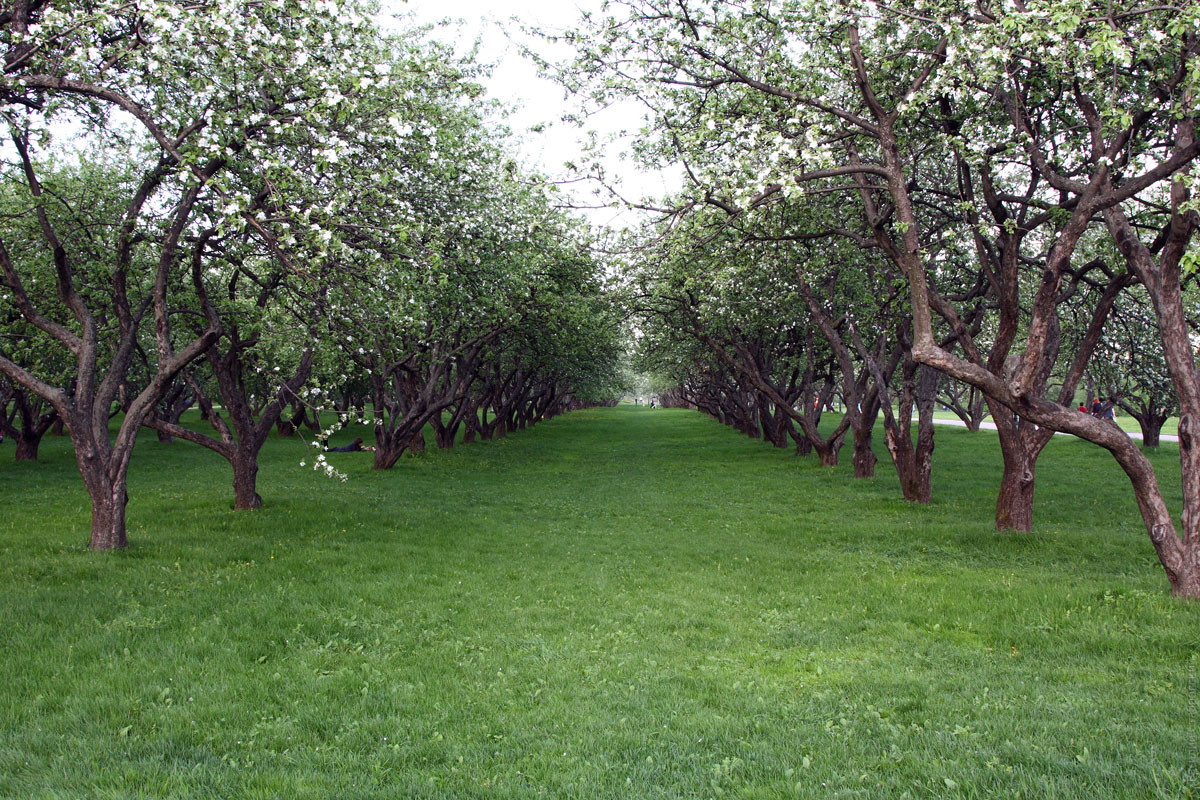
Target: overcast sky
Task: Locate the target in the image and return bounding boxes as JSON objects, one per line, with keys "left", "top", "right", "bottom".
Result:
{"left": 378, "top": 0, "right": 675, "bottom": 230}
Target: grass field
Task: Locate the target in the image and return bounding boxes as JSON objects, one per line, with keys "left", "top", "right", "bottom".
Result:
{"left": 1, "top": 406, "right": 1197, "bottom": 798}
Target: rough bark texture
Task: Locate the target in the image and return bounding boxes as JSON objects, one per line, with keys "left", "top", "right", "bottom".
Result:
{"left": 14, "top": 435, "right": 39, "bottom": 461}
{"left": 232, "top": 453, "right": 262, "bottom": 510}
{"left": 1139, "top": 422, "right": 1162, "bottom": 449}
{"left": 851, "top": 428, "right": 876, "bottom": 478}
{"left": 88, "top": 488, "right": 129, "bottom": 550}
{"left": 815, "top": 444, "right": 838, "bottom": 467}
{"left": 993, "top": 438, "right": 1036, "bottom": 532}
{"left": 71, "top": 423, "right": 133, "bottom": 550}
{"left": 885, "top": 362, "right": 939, "bottom": 504}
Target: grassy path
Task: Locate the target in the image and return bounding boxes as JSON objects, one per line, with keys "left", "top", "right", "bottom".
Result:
{"left": 0, "top": 406, "right": 1197, "bottom": 798}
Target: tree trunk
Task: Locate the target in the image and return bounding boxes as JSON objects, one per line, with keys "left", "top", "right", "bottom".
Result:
{"left": 232, "top": 454, "right": 262, "bottom": 510}
{"left": 433, "top": 414, "right": 462, "bottom": 449}
{"left": 1140, "top": 424, "right": 1162, "bottom": 448}
{"left": 89, "top": 492, "right": 129, "bottom": 550}
{"left": 851, "top": 424, "right": 876, "bottom": 477}
{"left": 983, "top": 382, "right": 1055, "bottom": 533}
{"left": 1119, "top": 412, "right": 1200, "bottom": 599}
{"left": 371, "top": 417, "right": 429, "bottom": 469}
{"left": 1167, "top": 561, "right": 1200, "bottom": 597}
{"left": 967, "top": 400, "right": 986, "bottom": 432}
{"left": 80, "top": 462, "right": 129, "bottom": 550}
{"left": 994, "top": 442, "right": 1036, "bottom": 532}
{"left": 14, "top": 433, "right": 40, "bottom": 461}
{"left": 785, "top": 418, "right": 812, "bottom": 456}
{"left": 462, "top": 406, "right": 480, "bottom": 444}
{"left": 891, "top": 435, "right": 933, "bottom": 503}
{"left": 373, "top": 428, "right": 405, "bottom": 469}
{"left": 435, "top": 426, "right": 455, "bottom": 449}
{"left": 813, "top": 440, "right": 839, "bottom": 467}
{"left": 1136, "top": 415, "right": 1165, "bottom": 448}
{"left": 461, "top": 399, "right": 481, "bottom": 445}
{"left": 893, "top": 365, "right": 939, "bottom": 503}
{"left": 759, "top": 399, "right": 786, "bottom": 447}
{"left": 953, "top": 385, "right": 987, "bottom": 432}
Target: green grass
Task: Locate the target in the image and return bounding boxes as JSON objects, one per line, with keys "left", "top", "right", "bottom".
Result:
{"left": 1, "top": 406, "right": 1197, "bottom": 798}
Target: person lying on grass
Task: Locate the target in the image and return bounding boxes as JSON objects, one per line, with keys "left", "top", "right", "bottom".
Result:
{"left": 325, "top": 437, "right": 375, "bottom": 452}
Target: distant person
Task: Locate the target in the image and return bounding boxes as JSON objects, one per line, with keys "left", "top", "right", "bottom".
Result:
{"left": 650, "top": 399, "right": 656, "bottom": 409}
{"left": 325, "top": 437, "right": 375, "bottom": 452}
{"left": 1103, "top": 399, "right": 1116, "bottom": 421}
{"left": 1091, "top": 398, "right": 1102, "bottom": 416}
{"left": 1078, "top": 403, "right": 1087, "bottom": 413}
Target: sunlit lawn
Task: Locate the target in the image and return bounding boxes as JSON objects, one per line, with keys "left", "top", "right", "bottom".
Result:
{"left": 1, "top": 406, "right": 1197, "bottom": 798}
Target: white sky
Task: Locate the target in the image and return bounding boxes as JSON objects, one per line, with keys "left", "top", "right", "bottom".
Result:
{"left": 378, "top": 0, "right": 677, "bottom": 231}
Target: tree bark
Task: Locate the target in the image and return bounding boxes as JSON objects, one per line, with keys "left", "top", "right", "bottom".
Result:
{"left": 74, "top": 440, "right": 131, "bottom": 551}
{"left": 813, "top": 438, "right": 839, "bottom": 466}
{"left": 881, "top": 362, "right": 939, "bottom": 504}
{"left": 14, "top": 434, "right": 40, "bottom": 461}
{"left": 788, "top": 419, "right": 812, "bottom": 456}
{"left": 851, "top": 426, "right": 875, "bottom": 477}
{"left": 1139, "top": 420, "right": 1163, "bottom": 449}
{"left": 232, "top": 452, "right": 262, "bottom": 510}
{"left": 994, "top": 437, "right": 1036, "bottom": 532}
{"left": 850, "top": 385, "right": 882, "bottom": 478}
{"left": 88, "top": 487, "right": 129, "bottom": 550}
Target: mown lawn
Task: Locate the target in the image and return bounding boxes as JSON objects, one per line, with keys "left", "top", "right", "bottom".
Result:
{"left": 1, "top": 405, "right": 1197, "bottom": 798}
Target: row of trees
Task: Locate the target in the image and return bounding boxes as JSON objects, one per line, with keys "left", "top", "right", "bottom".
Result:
{"left": 558, "top": 0, "right": 1200, "bottom": 597}
{"left": 0, "top": 2, "right": 623, "bottom": 549}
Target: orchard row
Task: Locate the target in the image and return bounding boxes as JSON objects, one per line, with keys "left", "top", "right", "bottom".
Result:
{"left": 0, "top": 2, "right": 624, "bottom": 549}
